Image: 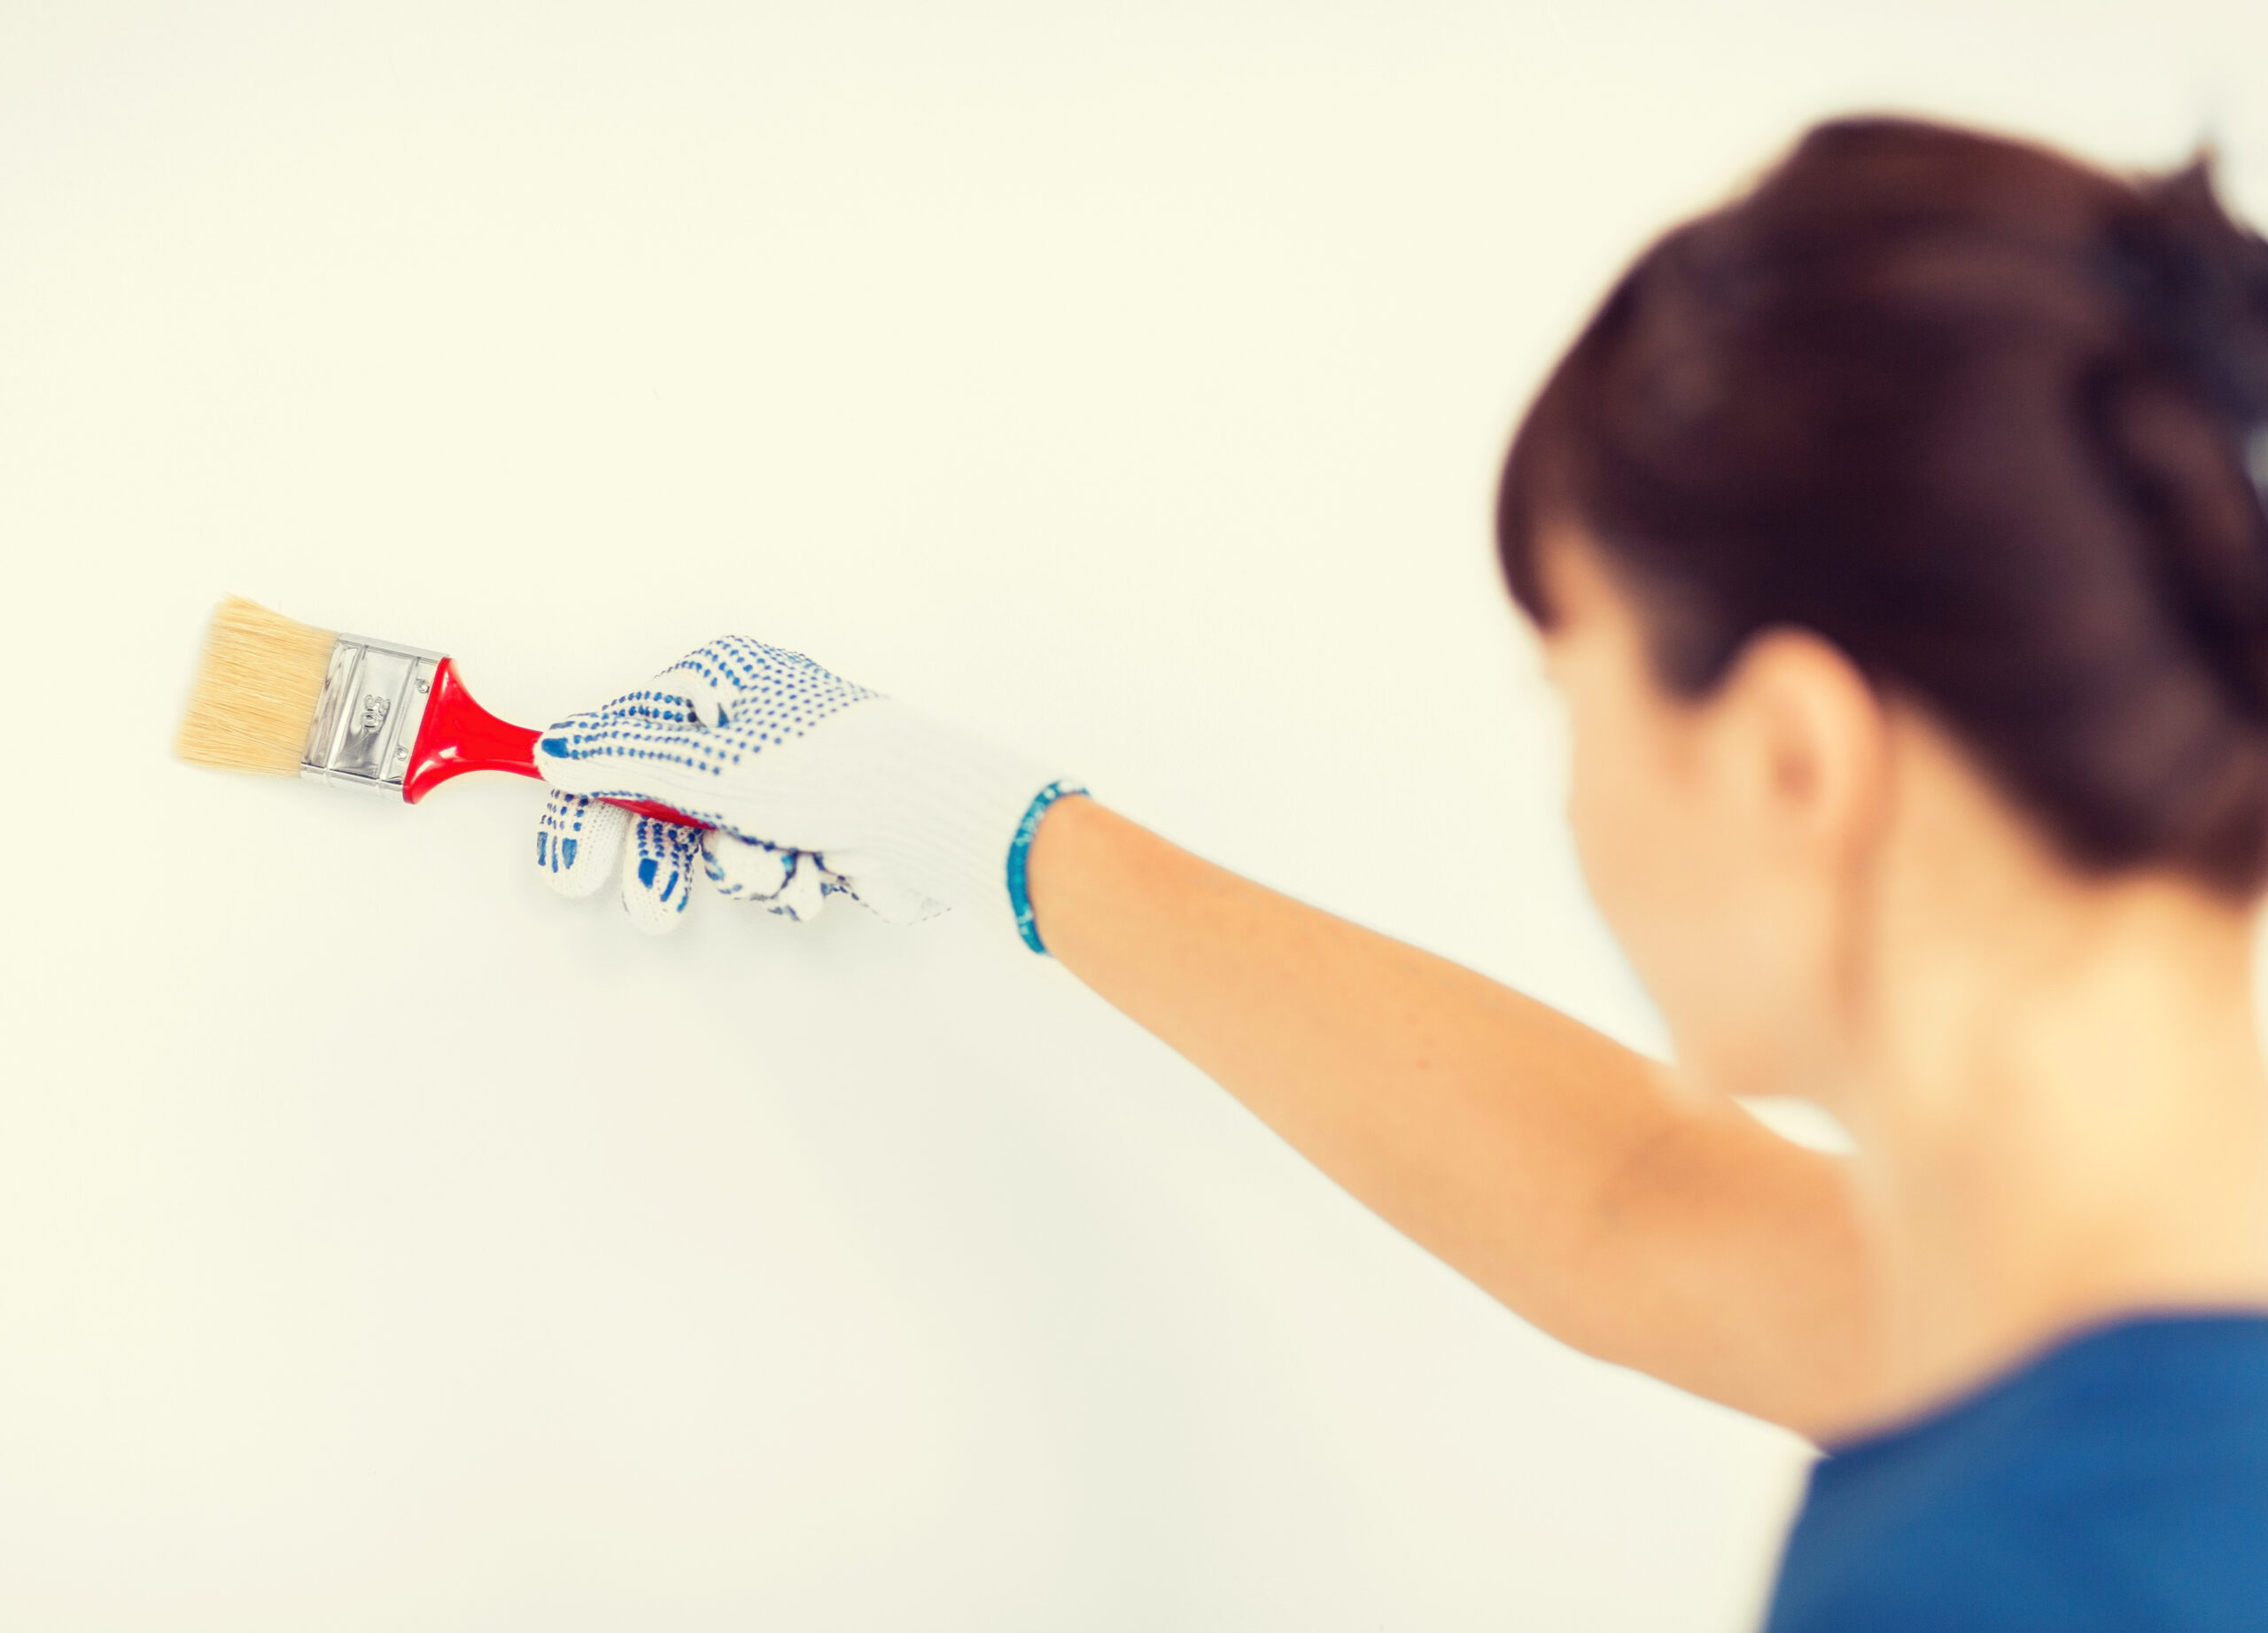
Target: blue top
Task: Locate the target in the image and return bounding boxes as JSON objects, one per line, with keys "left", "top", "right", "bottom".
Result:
{"left": 1766, "top": 1313, "right": 2268, "bottom": 1632}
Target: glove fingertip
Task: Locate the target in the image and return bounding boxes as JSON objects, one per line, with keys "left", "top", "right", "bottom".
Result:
{"left": 535, "top": 791, "right": 628, "bottom": 900}
{"left": 740, "top": 852, "right": 825, "bottom": 924}
{"left": 701, "top": 829, "right": 795, "bottom": 903}
{"left": 618, "top": 816, "right": 700, "bottom": 935}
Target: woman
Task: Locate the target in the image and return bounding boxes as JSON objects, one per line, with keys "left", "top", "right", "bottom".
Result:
{"left": 530, "top": 118, "right": 2268, "bottom": 1628}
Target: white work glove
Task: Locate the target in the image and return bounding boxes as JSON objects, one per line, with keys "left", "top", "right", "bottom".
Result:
{"left": 529, "top": 635, "right": 1084, "bottom": 948}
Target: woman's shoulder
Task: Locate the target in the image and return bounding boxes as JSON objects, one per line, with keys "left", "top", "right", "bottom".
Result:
{"left": 1766, "top": 1313, "right": 2268, "bottom": 1633}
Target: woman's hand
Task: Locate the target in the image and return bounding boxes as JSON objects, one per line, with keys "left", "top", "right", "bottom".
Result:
{"left": 530, "top": 635, "right": 1081, "bottom": 939}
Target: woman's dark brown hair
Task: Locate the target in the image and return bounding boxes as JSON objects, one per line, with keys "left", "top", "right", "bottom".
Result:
{"left": 1498, "top": 117, "right": 2268, "bottom": 895}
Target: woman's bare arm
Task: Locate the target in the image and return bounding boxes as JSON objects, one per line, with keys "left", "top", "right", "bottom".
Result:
{"left": 1028, "top": 796, "right": 1882, "bottom": 1435}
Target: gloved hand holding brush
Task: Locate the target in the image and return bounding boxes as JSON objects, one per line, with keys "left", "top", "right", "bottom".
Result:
{"left": 531, "top": 635, "right": 1086, "bottom": 945}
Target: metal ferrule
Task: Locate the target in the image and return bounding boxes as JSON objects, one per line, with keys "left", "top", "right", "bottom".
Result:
{"left": 300, "top": 634, "right": 446, "bottom": 797}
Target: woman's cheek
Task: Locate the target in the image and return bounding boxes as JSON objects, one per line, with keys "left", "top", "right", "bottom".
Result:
{"left": 1567, "top": 719, "right": 1739, "bottom": 1046}
{"left": 1568, "top": 723, "right": 1683, "bottom": 966}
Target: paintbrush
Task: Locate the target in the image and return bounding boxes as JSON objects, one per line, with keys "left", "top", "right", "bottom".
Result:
{"left": 174, "top": 596, "right": 702, "bottom": 825}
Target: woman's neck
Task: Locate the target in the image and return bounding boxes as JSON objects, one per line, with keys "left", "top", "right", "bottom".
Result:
{"left": 1839, "top": 866, "right": 2268, "bottom": 1434}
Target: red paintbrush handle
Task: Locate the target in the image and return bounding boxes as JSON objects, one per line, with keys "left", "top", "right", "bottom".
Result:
{"left": 401, "top": 657, "right": 711, "bottom": 830}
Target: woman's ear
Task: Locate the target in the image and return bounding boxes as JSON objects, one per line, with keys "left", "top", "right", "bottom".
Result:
{"left": 1713, "top": 627, "right": 1891, "bottom": 875}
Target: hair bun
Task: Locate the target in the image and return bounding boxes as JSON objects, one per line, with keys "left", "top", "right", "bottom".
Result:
{"left": 2107, "top": 157, "right": 2268, "bottom": 465}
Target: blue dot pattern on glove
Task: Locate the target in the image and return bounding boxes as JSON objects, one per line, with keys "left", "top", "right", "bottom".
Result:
{"left": 532, "top": 789, "right": 631, "bottom": 904}
{"left": 537, "top": 636, "right": 879, "bottom": 789}
{"left": 629, "top": 816, "right": 700, "bottom": 920}
{"left": 535, "top": 790, "right": 599, "bottom": 874}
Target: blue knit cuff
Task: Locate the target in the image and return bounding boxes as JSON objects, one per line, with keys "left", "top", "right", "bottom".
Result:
{"left": 1006, "top": 781, "right": 1086, "bottom": 955}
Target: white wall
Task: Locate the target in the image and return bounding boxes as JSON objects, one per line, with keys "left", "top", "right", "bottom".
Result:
{"left": 4, "top": 4, "right": 2263, "bottom": 1628}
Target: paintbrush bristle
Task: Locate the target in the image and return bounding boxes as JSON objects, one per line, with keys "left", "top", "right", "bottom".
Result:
{"left": 175, "top": 596, "right": 339, "bottom": 776}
